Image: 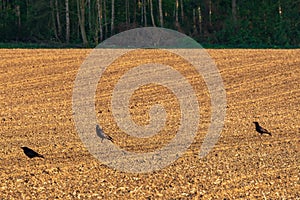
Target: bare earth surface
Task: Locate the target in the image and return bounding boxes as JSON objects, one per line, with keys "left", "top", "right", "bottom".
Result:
{"left": 0, "top": 49, "right": 299, "bottom": 199}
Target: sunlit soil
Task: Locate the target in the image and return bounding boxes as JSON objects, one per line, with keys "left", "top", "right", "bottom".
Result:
{"left": 0, "top": 49, "right": 299, "bottom": 199}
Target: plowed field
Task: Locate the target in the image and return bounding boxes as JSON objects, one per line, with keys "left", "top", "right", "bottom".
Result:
{"left": 0, "top": 49, "right": 299, "bottom": 199}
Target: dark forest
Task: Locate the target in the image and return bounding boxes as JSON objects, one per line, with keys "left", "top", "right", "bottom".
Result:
{"left": 0, "top": 0, "right": 299, "bottom": 47}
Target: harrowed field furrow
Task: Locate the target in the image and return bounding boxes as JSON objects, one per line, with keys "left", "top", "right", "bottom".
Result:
{"left": 0, "top": 49, "right": 299, "bottom": 199}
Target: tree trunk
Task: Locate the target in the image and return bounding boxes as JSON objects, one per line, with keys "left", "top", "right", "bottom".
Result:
{"left": 77, "top": 0, "right": 88, "bottom": 46}
{"left": 97, "top": 0, "right": 103, "bottom": 41}
{"left": 26, "top": 0, "right": 29, "bottom": 19}
{"left": 140, "top": 0, "right": 143, "bottom": 25}
{"left": 209, "top": 0, "right": 212, "bottom": 26}
{"left": 198, "top": 6, "right": 202, "bottom": 34}
{"left": 50, "top": 0, "right": 59, "bottom": 40}
{"left": 111, "top": 0, "right": 115, "bottom": 35}
{"left": 232, "top": 0, "right": 237, "bottom": 25}
{"left": 278, "top": 0, "right": 282, "bottom": 19}
{"left": 193, "top": 8, "right": 197, "bottom": 34}
{"left": 125, "top": 0, "right": 129, "bottom": 25}
{"left": 175, "top": 0, "right": 178, "bottom": 23}
{"left": 143, "top": 0, "right": 147, "bottom": 26}
{"left": 149, "top": 0, "right": 156, "bottom": 27}
{"left": 175, "top": 0, "right": 182, "bottom": 32}
{"left": 16, "top": 5, "right": 21, "bottom": 29}
{"left": 55, "top": 0, "right": 61, "bottom": 37}
{"left": 65, "top": 0, "right": 70, "bottom": 43}
{"left": 15, "top": 4, "right": 21, "bottom": 41}
{"left": 180, "top": 0, "right": 184, "bottom": 22}
{"left": 158, "top": 0, "right": 163, "bottom": 27}
{"left": 133, "top": 0, "right": 137, "bottom": 24}
{"left": 88, "top": 0, "right": 91, "bottom": 30}
{"left": 103, "top": 0, "right": 108, "bottom": 38}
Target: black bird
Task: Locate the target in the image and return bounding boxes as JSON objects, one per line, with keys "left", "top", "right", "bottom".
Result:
{"left": 21, "top": 147, "right": 44, "bottom": 158}
{"left": 253, "top": 122, "right": 272, "bottom": 136}
{"left": 96, "top": 125, "right": 113, "bottom": 142}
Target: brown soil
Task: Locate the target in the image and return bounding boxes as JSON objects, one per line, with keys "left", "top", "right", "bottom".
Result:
{"left": 0, "top": 49, "right": 299, "bottom": 199}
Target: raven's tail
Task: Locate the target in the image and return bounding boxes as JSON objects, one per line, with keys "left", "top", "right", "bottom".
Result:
{"left": 107, "top": 136, "right": 113, "bottom": 142}
{"left": 38, "top": 154, "right": 45, "bottom": 158}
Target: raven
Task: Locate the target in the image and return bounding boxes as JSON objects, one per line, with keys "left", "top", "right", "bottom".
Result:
{"left": 21, "top": 147, "right": 44, "bottom": 158}
{"left": 96, "top": 125, "right": 113, "bottom": 142}
{"left": 253, "top": 122, "right": 272, "bottom": 136}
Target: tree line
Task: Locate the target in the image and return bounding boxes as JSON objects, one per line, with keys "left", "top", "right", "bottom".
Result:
{"left": 0, "top": 0, "right": 299, "bottom": 47}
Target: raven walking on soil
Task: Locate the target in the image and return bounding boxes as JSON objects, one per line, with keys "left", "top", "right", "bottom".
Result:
{"left": 253, "top": 122, "right": 272, "bottom": 136}
{"left": 21, "top": 147, "right": 44, "bottom": 158}
{"left": 96, "top": 125, "right": 113, "bottom": 142}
